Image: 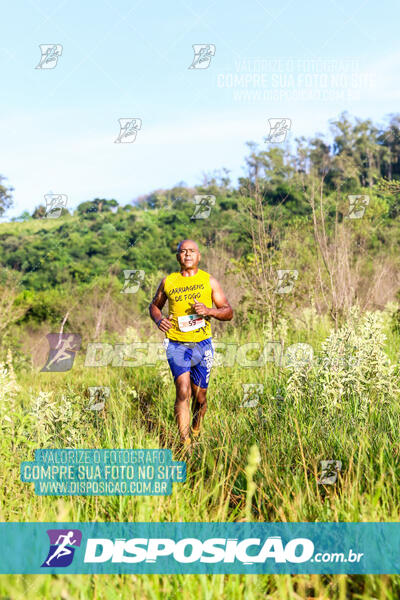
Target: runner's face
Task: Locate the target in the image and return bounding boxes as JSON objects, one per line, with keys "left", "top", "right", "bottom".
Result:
{"left": 177, "top": 243, "right": 200, "bottom": 268}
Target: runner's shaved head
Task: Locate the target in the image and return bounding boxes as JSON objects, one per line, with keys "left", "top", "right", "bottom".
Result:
{"left": 176, "top": 239, "right": 199, "bottom": 253}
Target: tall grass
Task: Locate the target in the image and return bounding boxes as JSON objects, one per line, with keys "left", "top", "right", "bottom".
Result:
{"left": 1, "top": 307, "right": 400, "bottom": 598}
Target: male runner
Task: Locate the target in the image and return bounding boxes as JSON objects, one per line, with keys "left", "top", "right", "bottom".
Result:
{"left": 149, "top": 239, "right": 233, "bottom": 453}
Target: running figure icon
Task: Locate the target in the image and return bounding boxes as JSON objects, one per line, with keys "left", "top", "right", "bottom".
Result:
{"left": 41, "top": 528, "right": 82, "bottom": 568}
{"left": 45, "top": 531, "right": 77, "bottom": 566}
{"left": 41, "top": 333, "right": 82, "bottom": 372}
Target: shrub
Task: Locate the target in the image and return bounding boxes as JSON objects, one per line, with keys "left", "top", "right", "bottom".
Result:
{"left": 286, "top": 307, "right": 400, "bottom": 420}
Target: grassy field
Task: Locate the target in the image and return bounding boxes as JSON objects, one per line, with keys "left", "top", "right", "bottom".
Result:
{"left": 1, "top": 306, "right": 400, "bottom": 599}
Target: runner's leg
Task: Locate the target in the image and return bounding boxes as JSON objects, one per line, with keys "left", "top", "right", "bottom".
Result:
{"left": 165, "top": 340, "right": 192, "bottom": 443}
{"left": 174, "top": 372, "right": 192, "bottom": 441}
{"left": 190, "top": 338, "right": 213, "bottom": 435}
{"left": 191, "top": 381, "right": 207, "bottom": 433}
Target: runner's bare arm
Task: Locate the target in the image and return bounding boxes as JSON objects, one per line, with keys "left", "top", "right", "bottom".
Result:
{"left": 192, "top": 275, "right": 233, "bottom": 321}
{"left": 149, "top": 278, "right": 173, "bottom": 332}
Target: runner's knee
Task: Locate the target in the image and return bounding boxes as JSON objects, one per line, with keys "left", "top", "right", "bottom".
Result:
{"left": 175, "top": 383, "right": 191, "bottom": 402}
{"left": 197, "top": 391, "right": 207, "bottom": 405}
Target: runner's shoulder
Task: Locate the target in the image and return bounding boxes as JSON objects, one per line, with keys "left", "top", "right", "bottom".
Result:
{"left": 164, "top": 271, "right": 179, "bottom": 285}
{"left": 161, "top": 271, "right": 181, "bottom": 283}
{"left": 208, "top": 274, "right": 220, "bottom": 288}
{"left": 163, "top": 271, "right": 182, "bottom": 293}
{"left": 155, "top": 276, "right": 168, "bottom": 292}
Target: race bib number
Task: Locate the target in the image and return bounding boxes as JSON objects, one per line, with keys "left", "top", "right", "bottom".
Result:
{"left": 177, "top": 314, "right": 206, "bottom": 332}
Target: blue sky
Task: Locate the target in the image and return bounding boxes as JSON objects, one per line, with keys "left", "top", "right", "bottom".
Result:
{"left": 1, "top": 0, "right": 399, "bottom": 218}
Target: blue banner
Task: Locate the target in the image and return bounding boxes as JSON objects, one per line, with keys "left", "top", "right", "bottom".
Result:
{"left": 0, "top": 522, "right": 399, "bottom": 574}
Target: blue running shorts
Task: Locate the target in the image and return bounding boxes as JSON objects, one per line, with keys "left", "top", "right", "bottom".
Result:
{"left": 164, "top": 337, "right": 214, "bottom": 388}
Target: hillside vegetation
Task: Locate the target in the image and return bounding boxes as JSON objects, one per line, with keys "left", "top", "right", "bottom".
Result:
{"left": 1, "top": 112, "right": 400, "bottom": 599}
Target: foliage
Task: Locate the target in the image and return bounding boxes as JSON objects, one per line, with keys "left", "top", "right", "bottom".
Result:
{"left": 0, "top": 350, "right": 19, "bottom": 426}
{"left": 286, "top": 307, "right": 400, "bottom": 421}
{"left": 0, "top": 174, "right": 13, "bottom": 215}
{"left": 0, "top": 113, "right": 400, "bottom": 597}
{"left": 0, "top": 315, "right": 399, "bottom": 597}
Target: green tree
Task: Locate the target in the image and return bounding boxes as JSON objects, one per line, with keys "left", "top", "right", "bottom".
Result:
{"left": 0, "top": 175, "right": 14, "bottom": 215}
{"left": 76, "top": 198, "right": 118, "bottom": 215}
{"left": 353, "top": 118, "right": 380, "bottom": 187}
{"left": 32, "top": 205, "right": 46, "bottom": 219}
{"left": 379, "top": 114, "right": 400, "bottom": 180}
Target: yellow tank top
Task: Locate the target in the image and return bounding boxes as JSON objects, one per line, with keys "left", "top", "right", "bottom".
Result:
{"left": 164, "top": 268, "right": 212, "bottom": 342}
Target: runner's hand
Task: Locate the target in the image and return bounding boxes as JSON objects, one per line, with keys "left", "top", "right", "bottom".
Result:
{"left": 157, "top": 315, "right": 173, "bottom": 332}
{"left": 192, "top": 301, "right": 210, "bottom": 316}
